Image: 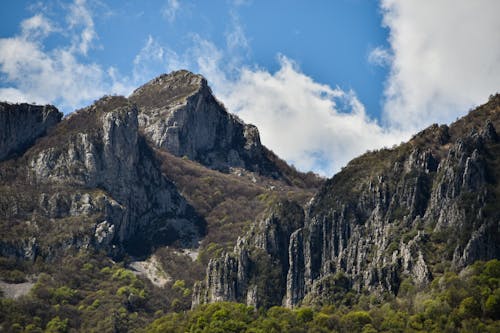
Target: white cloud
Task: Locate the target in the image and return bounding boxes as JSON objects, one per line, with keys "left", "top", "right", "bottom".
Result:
{"left": 379, "top": 0, "right": 500, "bottom": 130}
{"left": 0, "top": 0, "right": 131, "bottom": 112}
{"left": 368, "top": 46, "right": 392, "bottom": 67}
{"left": 219, "top": 57, "right": 406, "bottom": 175}
{"left": 21, "top": 14, "right": 54, "bottom": 39}
{"left": 0, "top": 35, "right": 105, "bottom": 107}
{"left": 67, "top": 0, "right": 96, "bottom": 55}
{"left": 162, "top": 0, "right": 180, "bottom": 23}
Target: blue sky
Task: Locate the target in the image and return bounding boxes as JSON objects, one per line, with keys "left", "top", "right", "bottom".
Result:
{"left": 1, "top": 0, "right": 500, "bottom": 176}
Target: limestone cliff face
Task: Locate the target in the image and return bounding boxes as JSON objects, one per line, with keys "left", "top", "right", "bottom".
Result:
{"left": 194, "top": 95, "right": 500, "bottom": 308}
{"left": 0, "top": 103, "right": 62, "bottom": 161}
{"left": 193, "top": 201, "right": 304, "bottom": 309}
{"left": 129, "top": 70, "right": 282, "bottom": 177}
{"left": 0, "top": 96, "right": 204, "bottom": 259}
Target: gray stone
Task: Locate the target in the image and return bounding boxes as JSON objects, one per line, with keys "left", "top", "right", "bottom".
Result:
{"left": 0, "top": 102, "right": 61, "bottom": 161}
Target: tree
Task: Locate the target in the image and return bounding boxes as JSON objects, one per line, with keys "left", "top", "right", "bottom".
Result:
{"left": 45, "top": 316, "right": 68, "bottom": 333}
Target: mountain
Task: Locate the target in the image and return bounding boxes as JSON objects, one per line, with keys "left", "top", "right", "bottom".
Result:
{"left": 194, "top": 94, "right": 500, "bottom": 308}
{"left": 1, "top": 70, "right": 499, "bottom": 332}
{"left": 0, "top": 70, "right": 319, "bottom": 262}
{"left": 0, "top": 96, "right": 205, "bottom": 259}
{"left": 129, "top": 70, "right": 302, "bottom": 180}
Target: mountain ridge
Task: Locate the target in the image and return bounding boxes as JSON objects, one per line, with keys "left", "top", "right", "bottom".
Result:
{"left": 0, "top": 70, "right": 319, "bottom": 262}
{"left": 1, "top": 70, "right": 499, "bottom": 331}
{"left": 193, "top": 93, "right": 500, "bottom": 309}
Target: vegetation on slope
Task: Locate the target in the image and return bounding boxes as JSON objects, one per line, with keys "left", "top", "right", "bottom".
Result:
{"left": 147, "top": 259, "right": 500, "bottom": 333}
{"left": 0, "top": 251, "right": 190, "bottom": 332}
{"left": 3, "top": 256, "right": 499, "bottom": 332}
{"left": 156, "top": 149, "right": 319, "bottom": 258}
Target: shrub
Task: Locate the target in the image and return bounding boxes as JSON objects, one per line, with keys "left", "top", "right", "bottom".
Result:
{"left": 296, "top": 307, "right": 313, "bottom": 323}
{"left": 45, "top": 316, "right": 68, "bottom": 333}
{"left": 485, "top": 289, "right": 500, "bottom": 319}
{"left": 342, "top": 311, "right": 372, "bottom": 332}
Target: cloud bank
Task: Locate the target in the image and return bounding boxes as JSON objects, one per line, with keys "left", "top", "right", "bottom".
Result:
{"left": 220, "top": 57, "right": 404, "bottom": 175}
{"left": 379, "top": 0, "right": 500, "bottom": 130}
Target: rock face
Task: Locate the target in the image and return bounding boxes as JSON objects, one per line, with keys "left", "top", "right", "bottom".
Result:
{"left": 194, "top": 94, "right": 500, "bottom": 308}
{"left": 130, "top": 70, "right": 283, "bottom": 177}
{"left": 193, "top": 201, "right": 305, "bottom": 309}
{"left": 0, "top": 70, "right": 320, "bottom": 263}
{"left": 0, "top": 103, "right": 62, "bottom": 161}
{"left": 0, "top": 96, "right": 204, "bottom": 259}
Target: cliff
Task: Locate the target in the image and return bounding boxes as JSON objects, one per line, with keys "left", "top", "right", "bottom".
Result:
{"left": 0, "top": 96, "right": 204, "bottom": 259}
{"left": 130, "top": 70, "right": 289, "bottom": 179}
{"left": 0, "top": 70, "right": 320, "bottom": 264}
{"left": 194, "top": 94, "right": 500, "bottom": 308}
{"left": 0, "top": 103, "right": 62, "bottom": 161}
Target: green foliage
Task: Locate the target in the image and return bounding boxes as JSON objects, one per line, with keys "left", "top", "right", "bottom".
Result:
{"left": 342, "top": 311, "right": 372, "bottom": 332}
{"left": 248, "top": 249, "right": 284, "bottom": 308}
{"left": 51, "top": 286, "right": 79, "bottom": 304}
{"left": 0, "top": 257, "right": 28, "bottom": 283}
{"left": 295, "top": 307, "right": 313, "bottom": 323}
{"left": 302, "top": 272, "right": 351, "bottom": 307}
{"left": 484, "top": 259, "right": 500, "bottom": 278}
{"left": 3, "top": 253, "right": 500, "bottom": 332}
{"left": 45, "top": 316, "right": 68, "bottom": 333}
{"left": 0, "top": 253, "right": 169, "bottom": 332}
{"left": 457, "top": 297, "right": 482, "bottom": 319}
{"left": 1, "top": 269, "right": 26, "bottom": 283}
{"left": 145, "top": 259, "right": 500, "bottom": 333}
{"left": 485, "top": 289, "right": 500, "bottom": 319}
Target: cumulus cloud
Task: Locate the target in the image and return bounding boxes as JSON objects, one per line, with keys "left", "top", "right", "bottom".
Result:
{"left": 0, "top": 30, "right": 104, "bottom": 107}
{"left": 220, "top": 57, "right": 405, "bottom": 175}
{"left": 379, "top": 0, "right": 500, "bottom": 130}
{"left": 0, "top": 0, "right": 130, "bottom": 111}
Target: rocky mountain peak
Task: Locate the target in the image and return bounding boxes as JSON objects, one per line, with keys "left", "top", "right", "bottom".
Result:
{"left": 0, "top": 70, "right": 320, "bottom": 264}
{"left": 130, "top": 70, "right": 207, "bottom": 111}
{"left": 129, "top": 70, "right": 291, "bottom": 179}
{"left": 0, "top": 95, "right": 205, "bottom": 260}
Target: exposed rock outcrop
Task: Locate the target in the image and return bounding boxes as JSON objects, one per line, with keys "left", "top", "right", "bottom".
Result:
{"left": 193, "top": 201, "right": 305, "bottom": 308}
{"left": 0, "top": 70, "right": 321, "bottom": 263}
{"left": 130, "top": 70, "right": 284, "bottom": 178}
{"left": 0, "top": 103, "right": 62, "bottom": 161}
{"left": 0, "top": 96, "right": 205, "bottom": 259}
{"left": 194, "top": 95, "right": 500, "bottom": 308}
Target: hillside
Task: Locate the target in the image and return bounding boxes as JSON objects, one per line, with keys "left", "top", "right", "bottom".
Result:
{"left": 0, "top": 70, "right": 499, "bottom": 332}
{"left": 0, "top": 71, "right": 321, "bottom": 331}
{"left": 195, "top": 94, "right": 500, "bottom": 309}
